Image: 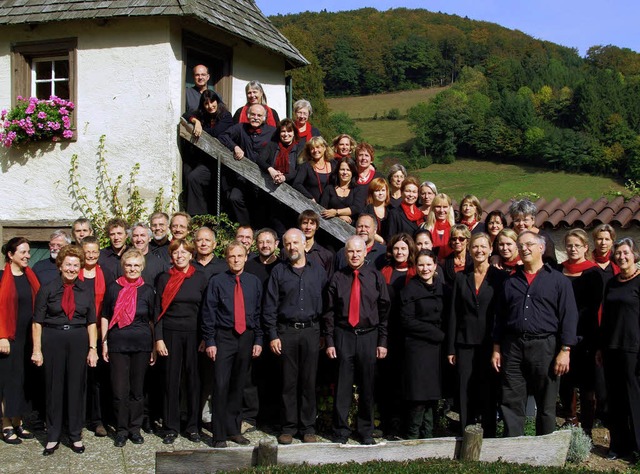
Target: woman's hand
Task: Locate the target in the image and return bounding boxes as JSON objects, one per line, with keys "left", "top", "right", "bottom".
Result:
{"left": 150, "top": 350, "right": 157, "bottom": 366}
{"left": 102, "top": 342, "right": 109, "bottom": 363}
{"left": 156, "top": 340, "right": 169, "bottom": 357}
{"left": 192, "top": 119, "right": 203, "bottom": 137}
{"left": 268, "top": 168, "right": 285, "bottom": 185}
{"left": 31, "top": 351, "right": 43, "bottom": 367}
{"left": 447, "top": 354, "right": 456, "bottom": 366}
{"left": 87, "top": 348, "right": 99, "bottom": 367}
{"left": 0, "top": 338, "right": 10, "bottom": 355}
{"left": 339, "top": 216, "right": 352, "bottom": 224}
{"left": 321, "top": 209, "right": 338, "bottom": 219}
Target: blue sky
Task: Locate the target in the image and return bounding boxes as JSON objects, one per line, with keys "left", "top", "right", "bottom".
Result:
{"left": 255, "top": 0, "right": 640, "bottom": 56}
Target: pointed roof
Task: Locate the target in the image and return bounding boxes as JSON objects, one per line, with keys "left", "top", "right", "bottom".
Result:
{"left": 0, "top": 0, "right": 308, "bottom": 68}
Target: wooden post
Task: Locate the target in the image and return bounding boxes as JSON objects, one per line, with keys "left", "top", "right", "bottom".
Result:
{"left": 256, "top": 438, "right": 278, "bottom": 467}
{"left": 459, "top": 424, "right": 483, "bottom": 461}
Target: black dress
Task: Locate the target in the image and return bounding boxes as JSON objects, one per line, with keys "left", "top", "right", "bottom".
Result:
{"left": 320, "top": 185, "right": 363, "bottom": 223}
{"left": 293, "top": 161, "right": 336, "bottom": 202}
{"left": 0, "top": 273, "right": 33, "bottom": 417}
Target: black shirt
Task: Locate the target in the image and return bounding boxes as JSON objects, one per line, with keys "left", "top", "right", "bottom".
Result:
{"left": 103, "top": 282, "right": 155, "bottom": 353}
{"left": 601, "top": 274, "right": 640, "bottom": 352}
{"left": 262, "top": 260, "right": 328, "bottom": 341}
{"left": 306, "top": 241, "right": 334, "bottom": 279}
{"left": 323, "top": 265, "right": 390, "bottom": 348}
{"left": 33, "top": 257, "right": 59, "bottom": 286}
{"left": 98, "top": 246, "right": 127, "bottom": 279}
{"left": 34, "top": 277, "right": 96, "bottom": 326}
{"left": 335, "top": 242, "right": 386, "bottom": 271}
{"left": 154, "top": 268, "right": 209, "bottom": 339}
{"left": 493, "top": 264, "right": 578, "bottom": 346}
{"left": 142, "top": 252, "right": 169, "bottom": 288}
{"left": 245, "top": 255, "right": 280, "bottom": 287}
{"left": 292, "top": 160, "right": 336, "bottom": 202}
{"left": 193, "top": 257, "right": 228, "bottom": 282}
{"left": 201, "top": 270, "right": 263, "bottom": 347}
{"left": 218, "top": 123, "right": 275, "bottom": 163}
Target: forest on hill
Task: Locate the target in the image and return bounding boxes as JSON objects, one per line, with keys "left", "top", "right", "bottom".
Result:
{"left": 271, "top": 8, "right": 640, "bottom": 182}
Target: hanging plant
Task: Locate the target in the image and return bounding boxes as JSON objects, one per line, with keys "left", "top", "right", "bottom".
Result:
{"left": 0, "top": 95, "right": 75, "bottom": 148}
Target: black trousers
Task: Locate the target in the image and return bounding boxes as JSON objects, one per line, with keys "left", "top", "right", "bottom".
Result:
{"left": 333, "top": 327, "right": 378, "bottom": 439}
{"left": 456, "top": 344, "right": 499, "bottom": 437}
{"left": 212, "top": 328, "right": 253, "bottom": 442}
{"left": 603, "top": 349, "right": 640, "bottom": 454}
{"left": 279, "top": 324, "right": 320, "bottom": 435}
{"left": 110, "top": 351, "right": 149, "bottom": 437}
{"left": 500, "top": 334, "right": 558, "bottom": 437}
{"left": 86, "top": 346, "right": 112, "bottom": 428}
{"left": 42, "top": 327, "right": 88, "bottom": 443}
{"left": 163, "top": 329, "right": 200, "bottom": 434}
{"left": 242, "top": 360, "right": 259, "bottom": 426}
{"left": 186, "top": 162, "right": 218, "bottom": 216}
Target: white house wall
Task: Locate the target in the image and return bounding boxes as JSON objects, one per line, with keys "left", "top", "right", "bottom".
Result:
{"left": 0, "top": 18, "right": 182, "bottom": 222}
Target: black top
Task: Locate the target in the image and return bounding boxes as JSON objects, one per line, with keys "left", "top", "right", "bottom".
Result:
{"left": 354, "top": 170, "right": 383, "bottom": 209}
{"left": 320, "top": 185, "right": 364, "bottom": 219}
{"left": 182, "top": 110, "right": 233, "bottom": 138}
{"left": 142, "top": 252, "right": 169, "bottom": 288}
{"left": 385, "top": 206, "right": 421, "bottom": 241}
{"left": 154, "top": 268, "right": 208, "bottom": 339}
{"left": 245, "top": 255, "right": 280, "bottom": 287}
{"left": 257, "top": 141, "right": 302, "bottom": 183}
{"left": 400, "top": 276, "right": 446, "bottom": 345}
{"left": 493, "top": 264, "right": 578, "bottom": 346}
{"left": 98, "top": 246, "right": 127, "bottom": 279}
{"left": 262, "top": 260, "right": 328, "bottom": 341}
{"left": 306, "top": 241, "right": 334, "bottom": 279}
{"left": 334, "top": 242, "right": 386, "bottom": 271}
{"left": 323, "top": 265, "right": 390, "bottom": 348}
{"left": 362, "top": 204, "right": 388, "bottom": 242}
{"left": 447, "top": 266, "right": 507, "bottom": 354}
{"left": 152, "top": 245, "right": 171, "bottom": 266}
{"left": 201, "top": 270, "right": 263, "bottom": 347}
{"left": 193, "top": 257, "right": 228, "bottom": 282}
{"left": 601, "top": 274, "right": 640, "bottom": 352}
{"left": 292, "top": 160, "right": 337, "bottom": 202}
{"left": 218, "top": 123, "right": 275, "bottom": 163}
{"left": 32, "top": 257, "right": 59, "bottom": 286}
{"left": 563, "top": 267, "right": 603, "bottom": 351}
{"left": 538, "top": 229, "right": 557, "bottom": 265}
{"left": 103, "top": 282, "right": 155, "bottom": 353}
{"left": 34, "top": 278, "right": 96, "bottom": 326}
{"left": 442, "top": 252, "right": 474, "bottom": 289}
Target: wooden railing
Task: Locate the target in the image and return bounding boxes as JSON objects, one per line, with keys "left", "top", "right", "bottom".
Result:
{"left": 179, "top": 118, "right": 354, "bottom": 243}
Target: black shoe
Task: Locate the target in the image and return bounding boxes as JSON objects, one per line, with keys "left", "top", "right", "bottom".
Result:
{"left": 71, "top": 442, "right": 85, "bottom": 454}
{"left": 129, "top": 433, "right": 144, "bottom": 444}
{"left": 228, "top": 434, "right": 250, "bottom": 445}
{"left": 142, "top": 419, "right": 155, "bottom": 434}
{"left": 2, "top": 428, "right": 22, "bottom": 445}
{"left": 361, "top": 437, "right": 376, "bottom": 445}
{"left": 163, "top": 433, "right": 177, "bottom": 444}
{"left": 15, "top": 425, "right": 35, "bottom": 440}
{"left": 333, "top": 435, "right": 348, "bottom": 444}
{"left": 43, "top": 442, "right": 59, "bottom": 456}
{"left": 186, "top": 432, "right": 201, "bottom": 443}
{"left": 212, "top": 440, "right": 227, "bottom": 448}
{"left": 114, "top": 435, "right": 127, "bottom": 447}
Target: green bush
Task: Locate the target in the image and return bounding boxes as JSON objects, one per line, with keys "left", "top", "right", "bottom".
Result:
{"left": 387, "top": 108, "right": 402, "bottom": 120}
{"left": 565, "top": 426, "right": 593, "bottom": 464}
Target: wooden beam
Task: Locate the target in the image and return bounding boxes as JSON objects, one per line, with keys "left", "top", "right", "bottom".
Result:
{"left": 179, "top": 118, "right": 354, "bottom": 243}
{"left": 0, "top": 220, "right": 73, "bottom": 244}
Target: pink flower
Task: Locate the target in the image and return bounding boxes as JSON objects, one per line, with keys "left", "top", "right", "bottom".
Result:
{"left": 62, "top": 130, "right": 73, "bottom": 139}
{"left": 59, "top": 107, "right": 69, "bottom": 116}
{"left": 25, "top": 104, "right": 36, "bottom": 114}
{"left": 37, "top": 111, "right": 47, "bottom": 119}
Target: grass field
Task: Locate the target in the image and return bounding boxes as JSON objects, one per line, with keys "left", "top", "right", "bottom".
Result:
{"left": 413, "top": 158, "right": 626, "bottom": 202}
{"left": 356, "top": 119, "right": 413, "bottom": 149}
{"left": 327, "top": 87, "right": 446, "bottom": 119}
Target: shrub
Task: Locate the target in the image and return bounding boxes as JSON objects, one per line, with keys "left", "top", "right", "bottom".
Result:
{"left": 387, "top": 108, "right": 401, "bottom": 120}
{"left": 565, "top": 426, "right": 593, "bottom": 464}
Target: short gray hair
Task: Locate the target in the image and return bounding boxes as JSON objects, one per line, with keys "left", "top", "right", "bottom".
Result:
{"left": 131, "top": 222, "right": 152, "bottom": 239}
{"left": 293, "top": 99, "right": 312, "bottom": 116}
{"left": 50, "top": 229, "right": 71, "bottom": 244}
{"left": 509, "top": 199, "right": 537, "bottom": 218}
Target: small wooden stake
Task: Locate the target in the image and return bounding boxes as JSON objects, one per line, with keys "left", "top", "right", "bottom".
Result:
{"left": 257, "top": 438, "right": 278, "bottom": 466}
{"left": 460, "top": 424, "right": 483, "bottom": 461}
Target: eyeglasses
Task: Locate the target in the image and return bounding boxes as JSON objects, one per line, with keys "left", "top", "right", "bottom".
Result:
{"left": 450, "top": 236, "right": 467, "bottom": 242}
{"left": 517, "top": 241, "right": 539, "bottom": 250}
{"left": 565, "top": 244, "right": 584, "bottom": 250}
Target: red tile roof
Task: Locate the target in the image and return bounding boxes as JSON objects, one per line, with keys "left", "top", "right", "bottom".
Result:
{"left": 476, "top": 197, "right": 640, "bottom": 229}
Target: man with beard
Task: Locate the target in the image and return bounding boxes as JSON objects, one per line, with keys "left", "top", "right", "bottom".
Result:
{"left": 263, "top": 228, "right": 327, "bottom": 444}
{"left": 149, "top": 212, "right": 170, "bottom": 251}
{"left": 334, "top": 214, "right": 386, "bottom": 270}
{"left": 33, "top": 230, "right": 71, "bottom": 285}
{"left": 130, "top": 222, "right": 168, "bottom": 286}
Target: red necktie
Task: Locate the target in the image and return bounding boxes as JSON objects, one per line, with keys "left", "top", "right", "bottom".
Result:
{"left": 61, "top": 283, "right": 75, "bottom": 321}
{"left": 234, "top": 275, "right": 246, "bottom": 334}
{"left": 348, "top": 270, "right": 360, "bottom": 327}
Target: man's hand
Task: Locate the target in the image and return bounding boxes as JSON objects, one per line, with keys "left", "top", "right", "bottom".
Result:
{"left": 376, "top": 346, "right": 387, "bottom": 359}
{"left": 554, "top": 350, "right": 570, "bottom": 376}
{"left": 326, "top": 346, "right": 336, "bottom": 359}
{"left": 233, "top": 146, "right": 245, "bottom": 160}
{"left": 252, "top": 345, "right": 262, "bottom": 358}
{"left": 270, "top": 338, "right": 282, "bottom": 355}
{"left": 206, "top": 346, "right": 217, "bottom": 361}
{"left": 491, "top": 345, "right": 501, "bottom": 373}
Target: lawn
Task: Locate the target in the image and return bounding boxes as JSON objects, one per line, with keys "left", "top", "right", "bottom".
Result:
{"left": 327, "top": 87, "right": 446, "bottom": 119}
{"left": 356, "top": 119, "right": 413, "bottom": 149}
{"left": 413, "top": 158, "right": 626, "bottom": 202}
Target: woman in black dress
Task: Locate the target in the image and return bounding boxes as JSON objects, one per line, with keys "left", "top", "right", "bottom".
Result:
{"left": 598, "top": 237, "right": 640, "bottom": 459}
{"left": 592, "top": 224, "right": 619, "bottom": 283}
{"left": 387, "top": 163, "right": 407, "bottom": 209}
{"left": 400, "top": 249, "right": 444, "bottom": 439}
{"left": 155, "top": 239, "right": 208, "bottom": 444}
{"left": 457, "top": 195, "right": 485, "bottom": 234}
{"left": 419, "top": 181, "right": 437, "bottom": 220}
{"left": 102, "top": 249, "right": 156, "bottom": 447}
{"left": 320, "top": 157, "right": 363, "bottom": 225}
{"left": 292, "top": 136, "right": 336, "bottom": 203}
{"left": 558, "top": 229, "right": 602, "bottom": 436}
{"left": 33, "top": 245, "right": 99, "bottom": 455}
{"left": 363, "top": 177, "right": 390, "bottom": 245}
{"left": 0, "top": 237, "right": 40, "bottom": 444}
{"left": 447, "top": 233, "right": 506, "bottom": 437}
{"left": 442, "top": 224, "right": 473, "bottom": 288}
{"left": 386, "top": 177, "right": 424, "bottom": 241}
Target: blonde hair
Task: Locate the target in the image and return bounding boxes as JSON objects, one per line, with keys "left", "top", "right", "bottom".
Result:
{"left": 426, "top": 193, "right": 455, "bottom": 230}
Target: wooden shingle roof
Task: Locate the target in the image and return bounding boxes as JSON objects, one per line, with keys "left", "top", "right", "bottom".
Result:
{"left": 0, "top": 0, "right": 308, "bottom": 67}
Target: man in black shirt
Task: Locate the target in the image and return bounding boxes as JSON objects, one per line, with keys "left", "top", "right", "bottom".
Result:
{"left": 33, "top": 230, "right": 71, "bottom": 285}
{"left": 324, "top": 236, "right": 390, "bottom": 445}
{"left": 149, "top": 212, "right": 170, "bottom": 250}
{"left": 193, "top": 227, "right": 227, "bottom": 281}
{"left": 202, "top": 242, "right": 263, "bottom": 448}
{"left": 263, "top": 228, "right": 327, "bottom": 445}
{"left": 491, "top": 230, "right": 578, "bottom": 437}
{"left": 98, "top": 218, "right": 129, "bottom": 278}
{"left": 299, "top": 210, "right": 334, "bottom": 278}
{"left": 131, "top": 222, "right": 168, "bottom": 286}
{"left": 334, "top": 214, "right": 386, "bottom": 270}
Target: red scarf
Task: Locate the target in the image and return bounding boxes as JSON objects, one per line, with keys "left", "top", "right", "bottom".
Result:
{"left": 297, "top": 122, "right": 313, "bottom": 143}
{"left": 61, "top": 282, "right": 75, "bottom": 321}
{"left": 79, "top": 266, "right": 106, "bottom": 321}
{"left": 109, "top": 276, "right": 145, "bottom": 330}
{"left": 593, "top": 251, "right": 620, "bottom": 275}
{"left": 562, "top": 259, "right": 598, "bottom": 274}
{"left": 381, "top": 263, "right": 416, "bottom": 286}
{"left": 275, "top": 141, "right": 294, "bottom": 175}
{"left": 357, "top": 168, "right": 375, "bottom": 185}
{"left": 431, "top": 220, "right": 451, "bottom": 250}
{"left": 401, "top": 202, "right": 425, "bottom": 226}
{"left": 238, "top": 105, "right": 277, "bottom": 127}
{"left": 502, "top": 256, "right": 522, "bottom": 269}
{"left": 157, "top": 265, "right": 196, "bottom": 321}
{"left": 460, "top": 218, "right": 477, "bottom": 231}
{"left": 0, "top": 263, "right": 40, "bottom": 340}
